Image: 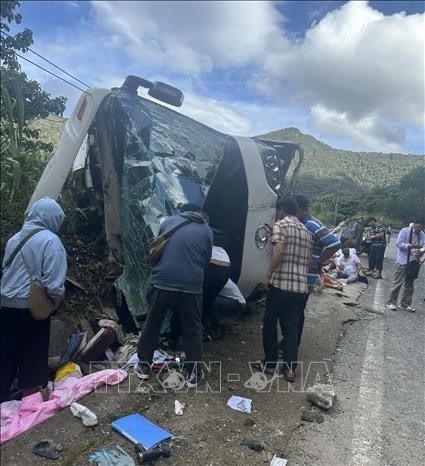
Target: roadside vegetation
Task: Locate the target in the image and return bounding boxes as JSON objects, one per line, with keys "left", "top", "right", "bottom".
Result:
{"left": 1, "top": 0, "right": 66, "bottom": 238}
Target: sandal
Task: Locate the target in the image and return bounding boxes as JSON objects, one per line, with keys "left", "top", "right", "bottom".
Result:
{"left": 282, "top": 369, "right": 296, "bottom": 383}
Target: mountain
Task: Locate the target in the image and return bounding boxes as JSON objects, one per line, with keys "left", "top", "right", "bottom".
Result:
{"left": 259, "top": 127, "right": 424, "bottom": 189}
{"left": 32, "top": 116, "right": 423, "bottom": 190}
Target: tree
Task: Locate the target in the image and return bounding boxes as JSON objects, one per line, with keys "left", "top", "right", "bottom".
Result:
{"left": 0, "top": 1, "right": 67, "bottom": 210}
{"left": 1, "top": 1, "right": 66, "bottom": 123}
{"left": 391, "top": 167, "right": 425, "bottom": 223}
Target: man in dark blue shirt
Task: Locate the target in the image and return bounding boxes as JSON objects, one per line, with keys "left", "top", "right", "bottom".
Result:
{"left": 137, "top": 205, "right": 213, "bottom": 387}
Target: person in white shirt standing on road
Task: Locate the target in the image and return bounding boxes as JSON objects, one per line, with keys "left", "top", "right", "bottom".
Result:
{"left": 387, "top": 219, "right": 425, "bottom": 312}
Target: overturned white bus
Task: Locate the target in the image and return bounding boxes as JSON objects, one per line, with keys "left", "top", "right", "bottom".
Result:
{"left": 28, "top": 75, "right": 304, "bottom": 318}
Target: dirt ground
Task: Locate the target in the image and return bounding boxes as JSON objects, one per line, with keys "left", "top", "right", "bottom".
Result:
{"left": 1, "top": 279, "right": 365, "bottom": 466}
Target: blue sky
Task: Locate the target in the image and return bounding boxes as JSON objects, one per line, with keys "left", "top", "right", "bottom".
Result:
{"left": 11, "top": 1, "right": 425, "bottom": 154}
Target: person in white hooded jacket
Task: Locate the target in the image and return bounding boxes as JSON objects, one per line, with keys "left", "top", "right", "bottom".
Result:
{"left": 1, "top": 197, "right": 67, "bottom": 402}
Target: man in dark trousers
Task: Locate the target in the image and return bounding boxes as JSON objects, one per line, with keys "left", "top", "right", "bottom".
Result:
{"left": 386, "top": 219, "right": 425, "bottom": 312}
{"left": 136, "top": 204, "right": 213, "bottom": 387}
{"left": 353, "top": 216, "right": 365, "bottom": 252}
{"left": 367, "top": 217, "right": 387, "bottom": 279}
{"left": 259, "top": 196, "right": 312, "bottom": 382}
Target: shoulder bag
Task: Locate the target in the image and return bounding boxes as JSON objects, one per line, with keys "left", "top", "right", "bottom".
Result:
{"left": 405, "top": 228, "right": 421, "bottom": 281}
{"left": 2, "top": 228, "right": 56, "bottom": 320}
{"left": 148, "top": 219, "right": 192, "bottom": 266}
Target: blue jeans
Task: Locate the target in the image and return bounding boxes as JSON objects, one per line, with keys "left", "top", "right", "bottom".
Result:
{"left": 335, "top": 271, "right": 358, "bottom": 283}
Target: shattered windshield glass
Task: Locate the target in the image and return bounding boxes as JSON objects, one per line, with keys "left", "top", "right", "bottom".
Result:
{"left": 110, "top": 90, "right": 229, "bottom": 316}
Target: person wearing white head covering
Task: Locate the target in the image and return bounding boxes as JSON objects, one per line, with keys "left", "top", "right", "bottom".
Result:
{"left": 1, "top": 197, "right": 67, "bottom": 402}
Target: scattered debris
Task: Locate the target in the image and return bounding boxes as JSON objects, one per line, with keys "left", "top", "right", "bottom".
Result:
{"left": 240, "top": 439, "right": 264, "bottom": 452}
{"left": 315, "top": 413, "right": 325, "bottom": 424}
{"left": 174, "top": 400, "right": 185, "bottom": 416}
{"left": 105, "top": 347, "right": 115, "bottom": 361}
{"left": 65, "top": 276, "right": 86, "bottom": 291}
{"left": 112, "top": 413, "right": 172, "bottom": 450}
{"left": 244, "top": 418, "right": 256, "bottom": 427}
{"left": 135, "top": 445, "right": 172, "bottom": 464}
{"left": 70, "top": 402, "right": 98, "bottom": 427}
{"left": 227, "top": 396, "right": 252, "bottom": 414}
{"left": 160, "top": 370, "right": 186, "bottom": 391}
{"left": 153, "top": 349, "right": 174, "bottom": 365}
{"left": 306, "top": 384, "right": 336, "bottom": 410}
{"left": 89, "top": 445, "right": 135, "bottom": 465}
{"left": 58, "top": 332, "right": 88, "bottom": 366}
{"left": 99, "top": 319, "right": 125, "bottom": 344}
{"left": 80, "top": 327, "right": 117, "bottom": 364}
{"left": 54, "top": 362, "right": 82, "bottom": 383}
{"left": 301, "top": 408, "right": 325, "bottom": 424}
{"left": 301, "top": 409, "right": 316, "bottom": 422}
{"left": 244, "top": 372, "right": 269, "bottom": 390}
{"left": 119, "top": 351, "right": 139, "bottom": 371}
{"left": 32, "top": 440, "right": 61, "bottom": 460}
{"left": 270, "top": 455, "right": 288, "bottom": 466}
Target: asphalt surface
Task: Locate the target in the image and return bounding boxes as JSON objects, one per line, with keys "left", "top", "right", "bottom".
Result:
{"left": 290, "top": 240, "right": 425, "bottom": 465}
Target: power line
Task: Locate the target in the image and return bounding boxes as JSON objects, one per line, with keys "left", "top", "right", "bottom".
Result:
{"left": 1, "top": 30, "right": 90, "bottom": 88}
{"left": 14, "top": 52, "right": 86, "bottom": 93}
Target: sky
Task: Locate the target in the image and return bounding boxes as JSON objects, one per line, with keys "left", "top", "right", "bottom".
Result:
{"left": 10, "top": 0, "right": 425, "bottom": 154}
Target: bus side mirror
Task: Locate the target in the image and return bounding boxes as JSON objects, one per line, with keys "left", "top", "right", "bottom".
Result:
{"left": 148, "top": 81, "right": 184, "bottom": 108}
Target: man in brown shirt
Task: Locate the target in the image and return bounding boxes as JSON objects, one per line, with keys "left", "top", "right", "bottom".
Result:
{"left": 260, "top": 196, "right": 312, "bottom": 382}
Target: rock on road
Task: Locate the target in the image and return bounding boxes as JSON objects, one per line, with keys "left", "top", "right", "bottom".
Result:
{"left": 290, "top": 240, "right": 425, "bottom": 466}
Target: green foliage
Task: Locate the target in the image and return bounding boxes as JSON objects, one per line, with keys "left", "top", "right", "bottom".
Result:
{"left": 0, "top": 0, "right": 67, "bottom": 217}
{"left": 261, "top": 127, "right": 424, "bottom": 227}
{"left": 263, "top": 127, "right": 423, "bottom": 189}
{"left": 0, "top": 84, "right": 48, "bottom": 209}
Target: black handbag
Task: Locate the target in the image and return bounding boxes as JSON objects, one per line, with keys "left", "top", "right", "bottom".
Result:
{"left": 405, "top": 228, "right": 421, "bottom": 281}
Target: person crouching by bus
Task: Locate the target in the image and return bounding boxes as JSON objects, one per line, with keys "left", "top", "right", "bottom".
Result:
{"left": 1, "top": 198, "right": 67, "bottom": 402}
{"left": 202, "top": 229, "right": 231, "bottom": 340}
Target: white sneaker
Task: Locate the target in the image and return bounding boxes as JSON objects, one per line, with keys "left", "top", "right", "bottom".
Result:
{"left": 399, "top": 305, "right": 416, "bottom": 313}
{"left": 386, "top": 303, "right": 397, "bottom": 311}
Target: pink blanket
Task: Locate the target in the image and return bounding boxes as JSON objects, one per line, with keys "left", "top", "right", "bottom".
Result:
{"left": 0, "top": 369, "right": 127, "bottom": 444}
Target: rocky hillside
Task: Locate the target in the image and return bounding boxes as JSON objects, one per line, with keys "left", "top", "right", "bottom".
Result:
{"left": 260, "top": 127, "right": 424, "bottom": 188}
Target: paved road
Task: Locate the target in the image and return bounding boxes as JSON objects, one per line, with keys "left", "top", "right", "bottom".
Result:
{"left": 291, "top": 241, "right": 425, "bottom": 465}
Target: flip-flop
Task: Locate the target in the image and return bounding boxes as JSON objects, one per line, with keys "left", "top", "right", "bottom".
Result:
{"left": 32, "top": 440, "right": 60, "bottom": 460}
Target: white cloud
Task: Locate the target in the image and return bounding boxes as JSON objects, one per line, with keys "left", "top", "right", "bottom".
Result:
{"left": 18, "top": 0, "right": 424, "bottom": 153}
{"left": 311, "top": 104, "right": 405, "bottom": 153}
{"left": 92, "top": 1, "right": 284, "bottom": 74}
{"left": 258, "top": 1, "right": 425, "bottom": 151}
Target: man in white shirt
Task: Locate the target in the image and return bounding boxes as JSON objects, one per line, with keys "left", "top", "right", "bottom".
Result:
{"left": 333, "top": 248, "right": 360, "bottom": 283}
{"left": 386, "top": 219, "right": 425, "bottom": 312}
